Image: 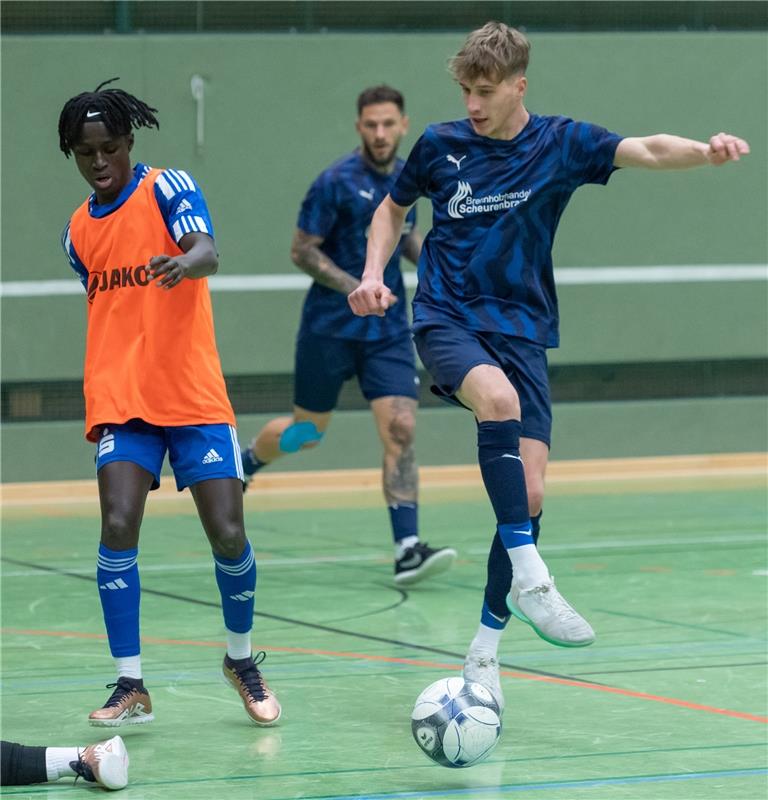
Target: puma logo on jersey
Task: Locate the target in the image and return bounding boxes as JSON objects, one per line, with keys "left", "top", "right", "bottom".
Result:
{"left": 358, "top": 188, "right": 374, "bottom": 200}
{"left": 446, "top": 154, "right": 467, "bottom": 170}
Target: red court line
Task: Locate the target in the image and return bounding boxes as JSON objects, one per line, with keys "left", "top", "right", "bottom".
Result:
{"left": 4, "top": 627, "right": 766, "bottom": 724}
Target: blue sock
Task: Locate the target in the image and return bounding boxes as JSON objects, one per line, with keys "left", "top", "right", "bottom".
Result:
{"left": 483, "top": 510, "right": 543, "bottom": 621}
{"left": 97, "top": 544, "right": 140, "bottom": 658}
{"left": 242, "top": 447, "right": 267, "bottom": 477}
{"left": 388, "top": 503, "right": 418, "bottom": 543}
{"left": 214, "top": 540, "right": 256, "bottom": 634}
{"left": 480, "top": 598, "right": 509, "bottom": 629}
{"left": 477, "top": 419, "right": 530, "bottom": 530}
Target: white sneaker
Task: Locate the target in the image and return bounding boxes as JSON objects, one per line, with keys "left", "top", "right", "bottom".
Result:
{"left": 73, "top": 735, "right": 129, "bottom": 790}
{"left": 463, "top": 650, "right": 505, "bottom": 713}
{"left": 507, "top": 578, "right": 595, "bottom": 648}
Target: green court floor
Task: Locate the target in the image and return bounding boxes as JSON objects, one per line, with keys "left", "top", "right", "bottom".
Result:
{"left": 2, "top": 473, "right": 767, "bottom": 799}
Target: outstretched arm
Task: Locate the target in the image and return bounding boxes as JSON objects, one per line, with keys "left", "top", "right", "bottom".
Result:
{"left": 290, "top": 228, "right": 359, "bottom": 294}
{"left": 614, "top": 132, "right": 750, "bottom": 169}
{"left": 148, "top": 232, "right": 218, "bottom": 289}
{"left": 348, "top": 195, "right": 410, "bottom": 317}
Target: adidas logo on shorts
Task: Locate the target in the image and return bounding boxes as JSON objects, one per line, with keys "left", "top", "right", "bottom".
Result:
{"left": 202, "top": 448, "right": 224, "bottom": 464}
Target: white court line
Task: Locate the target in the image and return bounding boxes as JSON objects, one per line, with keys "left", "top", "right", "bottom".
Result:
{"left": 3, "top": 532, "right": 765, "bottom": 578}
{"left": 1, "top": 264, "right": 766, "bottom": 297}
{"left": 1, "top": 552, "right": 385, "bottom": 578}
{"left": 467, "top": 532, "right": 766, "bottom": 555}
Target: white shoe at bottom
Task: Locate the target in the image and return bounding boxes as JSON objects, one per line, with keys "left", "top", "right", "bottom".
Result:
{"left": 507, "top": 578, "right": 595, "bottom": 648}
{"left": 74, "top": 735, "right": 129, "bottom": 790}
{"left": 463, "top": 649, "right": 505, "bottom": 713}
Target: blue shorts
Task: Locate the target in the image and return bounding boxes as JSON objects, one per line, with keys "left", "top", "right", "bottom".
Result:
{"left": 293, "top": 330, "right": 419, "bottom": 413}
{"left": 95, "top": 419, "right": 244, "bottom": 491}
{"left": 413, "top": 323, "right": 552, "bottom": 446}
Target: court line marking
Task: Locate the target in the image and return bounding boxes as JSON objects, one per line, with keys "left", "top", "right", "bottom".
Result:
{"left": 2, "top": 264, "right": 766, "bottom": 297}
{"left": 1, "top": 531, "right": 765, "bottom": 578}
{"left": 574, "top": 660, "right": 768, "bottom": 676}
{"left": 592, "top": 608, "right": 767, "bottom": 639}
{"left": 3, "top": 627, "right": 766, "bottom": 724}
{"left": 0, "top": 555, "right": 593, "bottom": 685}
{"left": 310, "top": 768, "right": 768, "bottom": 799}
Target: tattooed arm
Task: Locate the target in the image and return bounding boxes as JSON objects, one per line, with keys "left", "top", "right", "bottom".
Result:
{"left": 290, "top": 228, "right": 360, "bottom": 295}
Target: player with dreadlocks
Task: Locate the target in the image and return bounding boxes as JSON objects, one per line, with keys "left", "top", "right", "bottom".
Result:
{"left": 59, "top": 79, "right": 281, "bottom": 728}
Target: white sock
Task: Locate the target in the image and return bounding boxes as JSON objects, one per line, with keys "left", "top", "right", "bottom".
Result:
{"left": 226, "top": 629, "right": 252, "bottom": 660}
{"left": 45, "top": 748, "right": 79, "bottom": 781}
{"left": 469, "top": 624, "right": 504, "bottom": 659}
{"left": 395, "top": 535, "right": 419, "bottom": 559}
{"left": 115, "top": 655, "right": 142, "bottom": 680}
{"left": 506, "top": 543, "right": 550, "bottom": 588}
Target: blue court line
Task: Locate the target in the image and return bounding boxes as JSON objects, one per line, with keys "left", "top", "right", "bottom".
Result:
{"left": 315, "top": 768, "right": 768, "bottom": 800}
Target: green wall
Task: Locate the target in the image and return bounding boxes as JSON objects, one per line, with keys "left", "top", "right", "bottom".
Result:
{"left": 2, "top": 32, "right": 767, "bottom": 382}
{"left": 2, "top": 397, "right": 766, "bottom": 483}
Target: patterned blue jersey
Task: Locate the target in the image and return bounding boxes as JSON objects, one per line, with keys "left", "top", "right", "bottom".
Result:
{"left": 62, "top": 163, "right": 214, "bottom": 288}
{"left": 390, "top": 115, "right": 622, "bottom": 347}
{"left": 298, "top": 150, "right": 417, "bottom": 341}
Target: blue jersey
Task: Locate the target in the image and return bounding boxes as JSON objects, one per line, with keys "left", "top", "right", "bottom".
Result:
{"left": 62, "top": 163, "right": 214, "bottom": 288}
{"left": 298, "top": 150, "right": 417, "bottom": 341}
{"left": 390, "top": 115, "right": 622, "bottom": 347}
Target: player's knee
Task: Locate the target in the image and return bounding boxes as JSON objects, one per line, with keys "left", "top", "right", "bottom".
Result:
{"left": 101, "top": 512, "right": 140, "bottom": 550}
{"left": 279, "top": 420, "right": 324, "bottom": 454}
{"left": 478, "top": 389, "right": 520, "bottom": 421}
{"left": 210, "top": 523, "right": 246, "bottom": 560}
{"left": 387, "top": 410, "right": 416, "bottom": 450}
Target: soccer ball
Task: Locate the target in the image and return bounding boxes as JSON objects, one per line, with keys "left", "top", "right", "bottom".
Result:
{"left": 411, "top": 676, "right": 502, "bottom": 768}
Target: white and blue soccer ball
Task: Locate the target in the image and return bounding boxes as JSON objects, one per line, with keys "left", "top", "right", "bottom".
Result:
{"left": 411, "top": 676, "right": 502, "bottom": 768}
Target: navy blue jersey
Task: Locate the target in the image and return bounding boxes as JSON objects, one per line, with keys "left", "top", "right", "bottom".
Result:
{"left": 390, "top": 115, "right": 622, "bottom": 347}
{"left": 298, "top": 150, "right": 417, "bottom": 341}
{"left": 62, "top": 163, "right": 214, "bottom": 289}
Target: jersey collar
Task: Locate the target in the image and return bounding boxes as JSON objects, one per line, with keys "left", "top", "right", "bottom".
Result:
{"left": 88, "top": 163, "right": 150, "bottom": 218}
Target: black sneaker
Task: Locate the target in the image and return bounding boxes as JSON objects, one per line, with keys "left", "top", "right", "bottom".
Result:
{"left": 394, "top": 542, "right": 457, "bottom": 585}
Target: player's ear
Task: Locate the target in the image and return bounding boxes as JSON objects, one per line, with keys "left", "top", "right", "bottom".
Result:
{"left": 127, "top": 133, "right": 135, "bottom": 152}
{"left": 517, "top": 75, "right": 528, "bottom": 97}
{"left": 401, "top": 114, "right": 410, "bottom": 135}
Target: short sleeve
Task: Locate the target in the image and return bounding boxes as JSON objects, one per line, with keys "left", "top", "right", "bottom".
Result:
{"left": 297, "top": 171, "right": 338, "bottom": 238}
{"left": 390, "top": 133, "right": 432, "bottom": 207}
{"left": 61, "top": 221, "right": 88, "bottom": 289}
{"left": 559, "top": 121, "right": 623, "bottom": 186}
{"left": 153, "top": 169, "right": 215, "bottom": 243}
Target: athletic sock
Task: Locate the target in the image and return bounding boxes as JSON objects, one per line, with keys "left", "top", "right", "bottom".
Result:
{"left": 97, "top": 544, "right": 141, "bottom": 658}
{"left": 226, "top": 629, "right": 252, "bottom": 661}
{"left": 214, "top": 540, "right": 256, "bottom": 656}
{"left": 242, "top": 447, "right": 267, "bottom": 476}
{"left": 477, "top": 420, "right": 549, "bottom": 588}
{"left": 45, "top": 748, "right": 79, "bottom": 781}
{"left": 469, "top": 615, "right": 506, "bottom": 659}
{"left": 389, "top": 502, "right": 418, "bottom": 548}
{"left": 114, "top": 655, "right": 142, "bottom": 680}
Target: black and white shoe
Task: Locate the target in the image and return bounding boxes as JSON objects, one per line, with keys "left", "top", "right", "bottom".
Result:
{"left": 394, "top": 542, "right": 457, "bottom": 586}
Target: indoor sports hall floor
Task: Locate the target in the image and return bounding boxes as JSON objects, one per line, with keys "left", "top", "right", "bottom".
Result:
{"left": 1, "top": 455, "right": 766, "bottom": 799}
